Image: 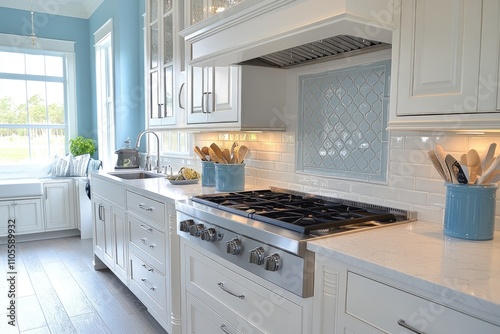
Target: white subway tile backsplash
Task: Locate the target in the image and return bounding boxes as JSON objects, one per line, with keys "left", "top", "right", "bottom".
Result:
{"left": 173, "top": 131, "right": 500, "bottom": 228}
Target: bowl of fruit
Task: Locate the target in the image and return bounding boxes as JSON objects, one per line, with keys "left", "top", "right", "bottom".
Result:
{"left": 167, "top": 167, "right": 200, "bottom": 185}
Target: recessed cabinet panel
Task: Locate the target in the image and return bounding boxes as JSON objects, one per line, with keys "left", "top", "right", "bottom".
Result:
{"left": 412, "top": 0, "right": 465, "bottom": 96}
{"left": 396, "top": 0, "right": 482, "bottom": 115}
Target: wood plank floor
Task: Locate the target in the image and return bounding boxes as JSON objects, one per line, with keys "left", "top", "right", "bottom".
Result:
{"left": 0, "top": 236, "right": 167, "bottom": 334}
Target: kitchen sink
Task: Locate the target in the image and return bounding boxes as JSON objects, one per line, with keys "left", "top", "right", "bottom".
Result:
{"left": 108, "top": 172, "right": 165, "bottom": 180}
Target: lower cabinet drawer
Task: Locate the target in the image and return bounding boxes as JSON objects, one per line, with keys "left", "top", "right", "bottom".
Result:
{"left": 126, "top": 191, "right": 165, "bottom": 226}
{"left": 129, "top": 214, "right": 166, "bottom": 273}
{"left": 185, "top": 245, "right": 302, "bottom": 334}
{"left": 129, "top": 251, "right": 166, "bottom": 313}
{"left": 346, "top": 272, "right": 499, "bottom": 334}
{"left": 186, "top": 293, "right": 244, "bottom": 334}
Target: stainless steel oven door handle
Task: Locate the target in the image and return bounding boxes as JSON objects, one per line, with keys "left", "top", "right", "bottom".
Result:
{"left": 217, "top": 282, "right": 244, "bottom": 299}
{"left": 219, "top": 324, "right": 232, "bottom": 334}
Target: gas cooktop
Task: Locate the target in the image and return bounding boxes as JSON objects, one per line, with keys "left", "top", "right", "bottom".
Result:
{"left": 191, "top": 189, "right": 410, "bottom": 235}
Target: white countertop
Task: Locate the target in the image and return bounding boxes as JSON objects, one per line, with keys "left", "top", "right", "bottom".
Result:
{"left": 307, "top": 221, "right": 500, "bottom": 324}
{"left": 92, "top": 170, "right": 500, "bottom": 324}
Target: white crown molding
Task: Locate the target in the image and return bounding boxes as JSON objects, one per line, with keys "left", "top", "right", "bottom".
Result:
{"left": 0, "top": 0, "right": 104, "bottom": 19}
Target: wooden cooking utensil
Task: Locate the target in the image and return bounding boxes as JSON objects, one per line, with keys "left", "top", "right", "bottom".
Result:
{"left": 434, "top": 145, "right": 451, "bottom": 182}
{"left": 481, "top": 143, "right": 497, "bottom": 172}
{"left": 237, "top": 145, "right": 249, "bottom": 163}
{"left": 222, "top": 149, "right": 231, "bottom": 164}
{"left": 194, "top": 146, "right": 206, "bottom": 161}
{"left": 210, "top": 143, "right": 224, "bottom": 162}
{"left": 467, "top": 149, "right": 481, "bottom": 183}
{"left": 208, "top": 147, "right": 223, "bottom": 164}
{"left": 477, "top": 156, "right": 500, "bottom": 184}
{"left": 230, "top": 142, "right": 238, "bottom": 161}
{"left": 428, "top": 150, "right": 448, "bottom": 181}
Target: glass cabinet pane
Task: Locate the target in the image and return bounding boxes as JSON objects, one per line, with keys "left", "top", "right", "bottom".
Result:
{"left": 164, "top": 65, "right": 173, "bottom": 117}
{"left": 163, "top": 14, "right": 173, "bottom": 64}
{"left": 164, "top": 0, "right": 173, "bottom": 13}
{"left": 191, "top": 0, "right": 204, "bottom": 25}
{"left": 150, "top": 22, "right": 159, "bottom": 69}
{"left": 149, "top": 0, "right": 158, "bottom": 23}
{"left": 150, "top": 71, "right": 159, "bottom": 118}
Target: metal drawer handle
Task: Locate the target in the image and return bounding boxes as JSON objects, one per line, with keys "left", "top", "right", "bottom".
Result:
{"left": 138, "top": 203, "right": 153, "bottom": 212}
{"left": 141, "top": 278, "right": 155, "bottom": 291}
{"left": 217, "top": 282, "right": 244, "bottom": 299}
{"left": 141, "top": 238, "right": 155, "bottom": 248}
{"left": 220, "top": 324, "right": 231, "bottom": 334}
{"left": 139, "top": 224, "right": 153, "bottom": 232}
{"left": 397, "top": 320, "right": 426, "bottom": 334}
{"left": 141, "top": 264, "right": 154, "bottom": 272}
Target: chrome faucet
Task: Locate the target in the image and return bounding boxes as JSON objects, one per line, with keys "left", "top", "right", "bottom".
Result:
{"left": 135, "top": 130, "right": 160, "bottom": 172}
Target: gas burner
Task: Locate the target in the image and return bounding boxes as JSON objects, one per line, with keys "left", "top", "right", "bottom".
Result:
{"left": 192, "top": 190, "right": 405, "bottom": 235}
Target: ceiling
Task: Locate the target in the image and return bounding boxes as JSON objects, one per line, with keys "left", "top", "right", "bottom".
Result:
{"left": 0, "top": 0, "right": 103, "bottom": 19}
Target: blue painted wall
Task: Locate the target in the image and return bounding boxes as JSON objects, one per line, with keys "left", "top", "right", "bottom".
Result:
{"left": 0, "top": 6, "right": 93, "bottom": 139}
{"left": 0, "top": 0, "right": 145, "bottom": 151}
{"left": 89, "top": 0, "right": 145, "bottom": 150}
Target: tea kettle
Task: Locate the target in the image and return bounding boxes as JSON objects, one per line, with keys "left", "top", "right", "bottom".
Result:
{"left": 115, "top": 138, "right": 139, "bottom": 169}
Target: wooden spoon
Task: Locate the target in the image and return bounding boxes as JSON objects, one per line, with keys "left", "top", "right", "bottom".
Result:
{"left": 481, "top": 143, "right": 497, "bottom": 172}
{"left": 208, "top": 147, "right": 223, "bottom": 164}
{"left": 467, "top": 149, "right": 481, "bottom": 183}
{"left": 194, "top": 146, "right": 206, "bottom": 161}
{"left": 210, "top": 143, "right": 224, "bottom": 162}
{"left": 477, "top": 155, "right": 500, "bottom": 184}
{"left": 222, "top": 149, "right": 231, "bottom": 164}
{"left": 237, "top": 145, "right": 249, "bottom": 163}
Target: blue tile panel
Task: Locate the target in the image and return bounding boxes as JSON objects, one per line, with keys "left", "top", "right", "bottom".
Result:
{"left": 297, "top": 60, "right": 390, "bottom": 182}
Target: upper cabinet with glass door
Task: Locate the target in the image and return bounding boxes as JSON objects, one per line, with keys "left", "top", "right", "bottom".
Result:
{"left": 146, "top": 0, "right": 185, "bottom": 128}
{"left": 189, "top": 0, "right": 245, "bottom": 25}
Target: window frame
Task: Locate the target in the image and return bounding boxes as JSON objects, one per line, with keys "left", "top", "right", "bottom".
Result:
{"left": 0, "top": 33, "right": 77, "bottom": 165}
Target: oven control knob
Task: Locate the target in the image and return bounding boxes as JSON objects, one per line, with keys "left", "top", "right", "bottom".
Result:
{"left": 264, "top": 253, "right": 281, "bottom": 271}
{"left": 226, "top": 238, "right": 242, "bottom": 255}
{"left": 179, "top": 219, "right": 195, "bottom": 232}
{"left": 189, "top": 224, "right": 204, "bottom": 237}
{"left": 200, "top": 228, "right": 217, "bottom": 242}
{"left": 249, "top": 246, "right": 265, "bottom": 265}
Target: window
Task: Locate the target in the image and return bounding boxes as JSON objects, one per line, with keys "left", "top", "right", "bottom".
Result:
{"left": 161, "top": 131, "right": 191, "bottom": 155}
{"left": 0, "top": 34, "right": 76, "bottom": 166}
{"left": 94, "top": 19, "right": 115, "bottom": 168}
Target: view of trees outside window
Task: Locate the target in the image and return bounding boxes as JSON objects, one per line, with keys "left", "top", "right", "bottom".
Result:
{"left": 0, "top": 50, "right": 66, "bottom": 164}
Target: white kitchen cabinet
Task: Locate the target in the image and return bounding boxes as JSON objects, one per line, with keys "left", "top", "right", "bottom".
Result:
{"left": 313, "top": 254, "right": 500, "bottom": 334}
{"left": 91, "top": 177, "right": 128, "bottom": 284}
{"left": 388, "top": 0, "right": 500, "bottom": 131}
{"left": 43, "top": 179, "right": 76, "bottom": 231}
{"left": 0, "top": 198, "right": 44, "bottom": 236}
{"left": 146, "top": 0, "right": 185, "bottom": 128}
{"left": 181, "top": 240, "right": 308, "bottom": 334}
{"left": 186, "top": 0, "right": 244, "bottom": 26}
{"left": 187, "top": 66, "right": 238, "bottom": 124}
{"left": 186, "top": 65, "right": 287, "bottom": 130}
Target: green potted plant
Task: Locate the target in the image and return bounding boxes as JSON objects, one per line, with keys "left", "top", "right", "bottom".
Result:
{"left": 69, "top": 136, "right": 96, "bottom": 157}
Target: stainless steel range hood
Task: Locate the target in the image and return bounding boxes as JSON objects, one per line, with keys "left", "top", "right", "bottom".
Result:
{"left": 237, "top": 35, "right": 391, "bottom": 68}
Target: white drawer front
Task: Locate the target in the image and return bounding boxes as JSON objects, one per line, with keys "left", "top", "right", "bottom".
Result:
{"left": 187, "top": 293, "right": 247, "bottom": 334}
{"left": 129, "top": 215, "right": 166, "bottom": 273}
{"left": 346, "top": 272, "right": 499, "bottom": 334}
{"left": 127, "top": 191, "right": 165, "bottom": 226}
{"left": 130, "top": 251, "right": 166, "bottom": 310}
{"left": 92, "top": 177, "right": 126, "bottom": 207}
{"left": 185, "top": 245, "right": 302, "bottom": 334}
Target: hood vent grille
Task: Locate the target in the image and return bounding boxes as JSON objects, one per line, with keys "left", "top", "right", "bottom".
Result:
{"left": 238, "top": 35, "right": 390, "bottom": 68}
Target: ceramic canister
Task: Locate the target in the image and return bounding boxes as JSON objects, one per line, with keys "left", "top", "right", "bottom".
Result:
{"left": 444, "top": 183, "right": 498, "bottom": 240}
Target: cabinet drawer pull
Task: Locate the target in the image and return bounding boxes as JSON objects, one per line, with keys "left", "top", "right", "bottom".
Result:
{"left": 141, "top": 264, "right": 154, "bottom": 272}
{"left": 219, "top": 324, "right": 232, "bottom": 334}
{"left": 139, "top": 224, "right": 153, "bottom": 232}
{"left": 138, "top": 203, "right": 153, "bottom": 212}
{"left": 397, "top": 319, "right": 426, "bottom": 334}
{"left": 217, "top": 282, "right": 244, "bottom": 299}
{"left": 141, "top": 238, "right": 155, "bottom": 248}
{"left": 141, "top": 278, "right": 155, "bottom": 291}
